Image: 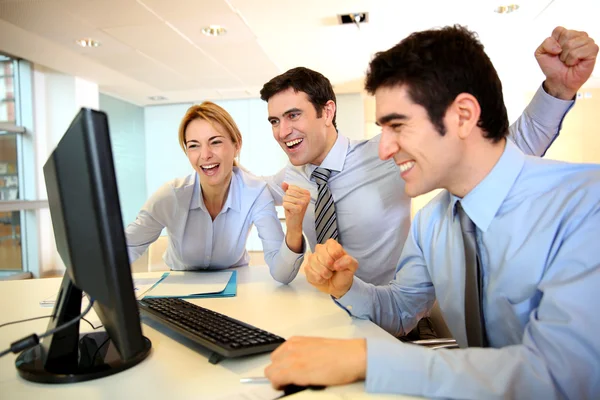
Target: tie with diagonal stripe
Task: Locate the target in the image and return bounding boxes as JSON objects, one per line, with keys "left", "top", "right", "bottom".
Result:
{"left": 311, "top": 167, "right": 339, "bottom": 244}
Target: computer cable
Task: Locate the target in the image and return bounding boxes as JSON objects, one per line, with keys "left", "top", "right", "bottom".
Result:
{"left": 0, "top": 297, "right": 95, "bottom": 358}
{"left": 90, "top": 336, "right": 111, "bottom": 362}
{"left": 0, "top": 315, "right": 99, "bottom": 330}
{"left": 0, "top": 315, "right": 54, "bottom": 329}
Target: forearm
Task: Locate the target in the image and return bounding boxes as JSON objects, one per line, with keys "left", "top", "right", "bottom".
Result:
{"left": 543, "top": 79, "right": 577, "bottom": 101}
{"left": 336, "top": 278, "right": 434, "bottom": 337}
{"left": 285, "top": 229, "right": 304, "bottom": 254}
{"left": 508, "top": 84, "right": 574, "bottom": 157}
{"left": 365, "top": 339, "right": 560, "bottom": 399}
{"left": 127, "top": 244, "right": 147, "bottom": 263}
{"left": 265, "top": 240, "right": 305, "bottom": 285}
{"left": 125, "top": 216, "right": 163, "bottom": 263}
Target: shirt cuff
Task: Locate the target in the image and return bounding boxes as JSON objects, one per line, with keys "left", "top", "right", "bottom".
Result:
{"left": 527, "top": 84, "right": 575, "bottom": 128}
{"left": 269, "top": 239, "right": 305, "bottom": 284}
{"left": 279, "top": 237, "right": 305, "bottom": 264}
{"left": 365, "top": 337, "right": 432, "bottom": 395}
{"left": 334, "top": 277, "right": 372, "bottom": 317}
{"left": 282, "top": 234, "right": 305, "bottom": 257}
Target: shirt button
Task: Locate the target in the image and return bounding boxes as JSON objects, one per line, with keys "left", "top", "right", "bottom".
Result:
{"left": 346, "top": 305, "right": 353, "bottom": 311}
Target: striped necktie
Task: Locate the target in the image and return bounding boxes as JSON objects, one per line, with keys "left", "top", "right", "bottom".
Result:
{"left": 311, "top": 167, "right": 339, "bottom": 244}
{"left": 456, "top": 202, "right": 488, "bottom": 347}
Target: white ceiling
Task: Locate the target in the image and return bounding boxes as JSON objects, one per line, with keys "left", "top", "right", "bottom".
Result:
{"left": 0, "top": 0, "right": 598, "bottom": 106}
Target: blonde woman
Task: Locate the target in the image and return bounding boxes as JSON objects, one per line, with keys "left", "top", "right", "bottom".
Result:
{"left": 126, "top": 102, "right": 307, "bottom": 284}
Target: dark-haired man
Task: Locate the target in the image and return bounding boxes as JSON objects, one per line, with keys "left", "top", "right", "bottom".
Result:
{"left": 265, "top": 26, "right": 600, "bottom": 399}
{"left": 262, "top": 27, "right": 598, "bottom": 290}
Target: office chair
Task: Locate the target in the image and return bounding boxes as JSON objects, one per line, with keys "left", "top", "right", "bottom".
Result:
{"left": 411, "top": 301, "right": 459, "bottom": 350}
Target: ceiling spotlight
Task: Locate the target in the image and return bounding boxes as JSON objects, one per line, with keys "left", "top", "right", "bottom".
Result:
{"left": 494, "top": 4, "right": 520, "bottom": 14}
{"left": 75, "top": 38, "right": 101, "bottom": 48}
{"left": 148, "top": 95, "right": 167, "bottom": 101}
{"left": 338, "top": 12, "right": 369, "bottom": 29}
{"left": 201, "top": 25, "right": 227, "bottom": 37}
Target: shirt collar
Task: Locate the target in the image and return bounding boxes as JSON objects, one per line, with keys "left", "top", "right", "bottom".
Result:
{"left": 190, "top": 168, "right": 241, "bottom": 213}
{"left": 305, "top": 133, "right": 349, "bottom": 179}
{"left": 450, "top": 140, "right": 525, "bottom": 232}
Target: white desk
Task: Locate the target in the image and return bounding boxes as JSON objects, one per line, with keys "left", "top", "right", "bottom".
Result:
{"left": 0, "top": 266, "right": 418, "bottom": 400}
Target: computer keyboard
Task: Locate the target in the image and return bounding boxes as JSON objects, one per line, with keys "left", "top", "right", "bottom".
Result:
{"left": 137, "top": 297, "right": 285, "bottom": 364}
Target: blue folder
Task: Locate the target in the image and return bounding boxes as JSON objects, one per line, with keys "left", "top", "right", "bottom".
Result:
{"left": 142, "top": 270, "right": 237, "bottom": 299}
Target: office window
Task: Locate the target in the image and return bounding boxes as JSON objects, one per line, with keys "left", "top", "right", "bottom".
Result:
{"left": 0, "top": 54, "right": 38, "bottom": 277}
{"left": 0, "top": 133, "right": 21, "bottom": 270}
{"left": 0, "top": 56, "right": 16, "bottom": 123}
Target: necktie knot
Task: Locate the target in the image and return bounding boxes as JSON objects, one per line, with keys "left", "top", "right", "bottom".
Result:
{"left": 311, "top": 167, "right": 332, "bottom": 186}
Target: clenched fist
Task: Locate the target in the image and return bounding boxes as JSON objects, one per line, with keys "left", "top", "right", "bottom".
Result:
{"left": 305, "top": 239, "right": 358, "bottom": 299}
{"left": 282, "top": 182, "right": 310, "bottom": 253}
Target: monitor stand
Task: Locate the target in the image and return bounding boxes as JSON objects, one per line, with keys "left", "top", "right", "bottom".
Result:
{"left": 15, "top": 274, "right": 152, "bottom": 384}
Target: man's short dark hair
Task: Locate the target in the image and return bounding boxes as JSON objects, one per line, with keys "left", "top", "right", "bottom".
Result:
{"left": 260, "top": 67, "right": 337, "bottom": 128}
{"left": 365, "top": 25, "right": 509, "bottom": 141}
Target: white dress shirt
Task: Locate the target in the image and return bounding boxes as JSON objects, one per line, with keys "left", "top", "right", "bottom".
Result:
{"left": 126, "top": 167, "right": 302, "bottom": 282}
{"left": 265, "top": 85, "right": 574, "bottom": 285}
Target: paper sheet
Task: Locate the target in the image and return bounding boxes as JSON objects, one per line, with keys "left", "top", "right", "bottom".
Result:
{"left": 144, "top": 271, "right": 232, "bottom": 297}
{"left": 216, "top": 386, "right": 347, "bottom": 400}
{"left": 40, "top": 275, "right": 164, "bottom": 307}
{"left": 216, "top": 385, "right": 283, "bottom": 400}
{"left": 132, "top": 276, "right": 165, "bottom": 299}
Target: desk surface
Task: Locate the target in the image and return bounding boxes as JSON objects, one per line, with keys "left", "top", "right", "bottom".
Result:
{"left": 0, "top": 266, "right": 417, "bottom": 400}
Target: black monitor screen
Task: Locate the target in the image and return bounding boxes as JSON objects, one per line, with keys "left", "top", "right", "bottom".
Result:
{"left": 43, "top": 108, "right": 146, "bottom": 360}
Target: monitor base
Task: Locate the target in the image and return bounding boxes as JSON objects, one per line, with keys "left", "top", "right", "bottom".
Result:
{"left": 15, "top": 332, "right": 151, "bottom": 384}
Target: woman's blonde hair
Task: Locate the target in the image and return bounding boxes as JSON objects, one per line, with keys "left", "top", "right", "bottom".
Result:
{"left": 178, "top": 101, "right": 242, "bottom": 166}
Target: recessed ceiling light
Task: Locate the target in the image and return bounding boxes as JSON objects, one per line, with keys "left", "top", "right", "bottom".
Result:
{"left": 494, "top": 4, "right": 520, "bottom": 14}
{"left": 75, "top": 38, "right": 101, "bottom": 48}
{"left": 201, "top": 25, "right": 227, "bottom": 37}
{"left": 148, "top": 95, "right": 167, "bottom": 101}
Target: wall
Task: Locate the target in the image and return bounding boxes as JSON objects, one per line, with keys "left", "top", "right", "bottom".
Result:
{"left": 33, "top": 66, "right": 99, "bottom": 275}
{"left": 541, "top": 88, "right": 600, "bottom": 164}
{"left": 336, "top": 93, "right": 366, "bottom": 140}
{"left": 143, "top": 103, "right": 193, "bottom": 196}
{"left": 99, "top": 93, "right": 147, "bottom": 227}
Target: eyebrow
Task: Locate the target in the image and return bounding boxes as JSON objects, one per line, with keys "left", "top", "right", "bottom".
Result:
{"left": 376, "top": 113, "right": 409, "bottom": 126}
{"left": 185, "top": 135, "right": 224, "bottom": 144}
{"left": 267, "top": 107, "right": 302, "bottom": 122}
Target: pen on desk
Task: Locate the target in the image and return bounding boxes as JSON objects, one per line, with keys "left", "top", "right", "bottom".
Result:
{"left": 240, "top": 377, "right": 270, "bottom": 384}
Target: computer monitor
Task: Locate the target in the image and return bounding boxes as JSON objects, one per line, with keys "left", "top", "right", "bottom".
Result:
{"left": 15, "top": 108, "right": 151, "bottom": 383}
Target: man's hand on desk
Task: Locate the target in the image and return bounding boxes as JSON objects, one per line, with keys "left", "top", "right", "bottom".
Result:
{"left": 264, "top": 337, "right": 367, "bottom": 389}
{"left": 305, "top": 239, "right": 357, "bottom": 299}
